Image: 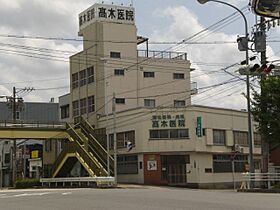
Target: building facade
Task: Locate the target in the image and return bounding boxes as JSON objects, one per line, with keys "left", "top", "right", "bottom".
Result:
{"left": 59, "top": 3, "right": 262, "bottom": 188}
{"left": 0, "top": 101, "right": 59, "bottom": 186}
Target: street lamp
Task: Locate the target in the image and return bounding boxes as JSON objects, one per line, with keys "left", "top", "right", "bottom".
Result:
{"left": 197, "top": 0, "right": 254, "bottom": 185}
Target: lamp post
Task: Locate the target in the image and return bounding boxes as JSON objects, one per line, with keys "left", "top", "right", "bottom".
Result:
{"left": 197, "top": 0, "right": 254, "bottom": 187}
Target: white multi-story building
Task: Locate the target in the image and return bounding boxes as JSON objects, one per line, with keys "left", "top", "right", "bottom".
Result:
{"left": 62, "top": 3, "right": 261, "bottom": 188}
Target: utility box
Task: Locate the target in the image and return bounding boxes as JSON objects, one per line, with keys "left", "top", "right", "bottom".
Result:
{"left": 237, "top": 37, "right": 248, "bottom": 51}
{"left": 254, "top": 31, "right": 266, "bottom": 52}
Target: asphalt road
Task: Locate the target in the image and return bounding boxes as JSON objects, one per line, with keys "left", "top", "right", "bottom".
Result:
{"left": 0, "top": 186, "right": 279, "bottom": 210}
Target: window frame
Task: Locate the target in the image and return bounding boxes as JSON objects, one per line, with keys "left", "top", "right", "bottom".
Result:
{"left": 173, "top": 73, "right": 185, "bottom": 79}
{"left": 149, "top": 129, "right": 189, "bottom": 140}
{"left": 115, "top": 98, "right": 125, "bottom": 104}
{"left": 60, "top": 104, "right": 70, "bottom": 119}
{"left": 72, "top": 72, "right": 79, "bottom": 89}
{"left": 114, "top": 69, "right": 125, "bottom": 76}
{"left": 143, "top": 71, "right": 155, "bottom": 78}
{"left": 79, "top": 69, "right": 87, "bottom": 87}
{"left": 87, "top": 66, "right": 94, "bottom": 84}
{"left": 213, "top": 129, "right": 226, "bottom": 146}
{"left": 174, "top": 100, "right": 186, "bottom": 108}
{"left": 144, "top": 99, "right": 155, "bottom": 108}
{"left": 110, "top": 51, "right": 121, "bottom": 59}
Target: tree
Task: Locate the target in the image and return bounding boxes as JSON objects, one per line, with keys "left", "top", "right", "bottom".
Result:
{"left": 252, "top": 76, "right": 280, "bottom": 145}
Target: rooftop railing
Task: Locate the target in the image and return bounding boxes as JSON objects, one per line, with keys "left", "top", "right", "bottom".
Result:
{"left": 137, "top": 49, "right": 187, "bottom": 60}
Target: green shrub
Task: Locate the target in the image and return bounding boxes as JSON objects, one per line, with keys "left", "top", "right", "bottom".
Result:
{"left": 15, "top": 178, "right": 40, "bottom": 189}
{"left": 273, "top": 182, "right": 280, "bottom": 189}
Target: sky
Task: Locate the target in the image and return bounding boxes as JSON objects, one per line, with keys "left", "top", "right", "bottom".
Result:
{"left": 0, "top": 0, "right": 279, "bottom": 111}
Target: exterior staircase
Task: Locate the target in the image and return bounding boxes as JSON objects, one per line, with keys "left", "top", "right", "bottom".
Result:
{"left": 51, "top": 117, "right": 113, "bottom": 178}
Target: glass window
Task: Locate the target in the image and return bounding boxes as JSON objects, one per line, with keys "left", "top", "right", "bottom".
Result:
{"left": 116, "top": 98, "right": 125, "bottom": 104}
{"left": 143, "top": 72, "right": 155, "bottom": 78}
{"left": 112, "top": 131, "right": 135, "bottom": 149}
{"left": 174, "top": 100, "right": 185, "bottom": 108}
{"left": 80, "top": 98, "right": 87, "bottom": 115}
{"left": 170, "top": 130, "right": 178, "bottom": 138}
{"left": 110, "top": 51, "right": 121, "bottom": 58}
{"left": 234, "top": 131, "right": 248, "bottom": 146}
{"left": 159, "top": 130, "right": 169, "bottom": 138}
{"left": 150, "top": 130, "right": 159, "bottom": 139}
{"left": 114, "top": 69, "right": 125, "bottom": 76}
{"left": 60, "top": 105, "right": 69, "bottom": 119}
{"left": 144, "top": 99, "right": 155, "bottom": 108}
{"left": 79, "top": 69, "right": 87, "bottom": 87}
{"left": 72, "top": 73, "right": 79, "bottom": 89}
{"left": 178, "top": 129, "right": 188, "bottom": 138}
{"left": 213, "top": 129, "right": 226, "bottom": 145}
{"left": 149, "top": 129, "right": 189, "bottom": 140}
{"left": 117, "top": 155, "right": 138, "bottom": 174}
{"left": 88, "top": 96, "right": 95, "bottom": 113}
{"left": 87, "top": 66, "right": 94, "bottom": 84}
{"left": 173, "top": 73, "right": 184, "bottom": 79}
{"left": 72, "top": 100, "right": 79, "bottom": 117}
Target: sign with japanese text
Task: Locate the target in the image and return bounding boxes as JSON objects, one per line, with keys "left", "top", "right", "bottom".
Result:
{"left": 151, "top": 114, "right": 185, "bottom": 128}
{"left": 79, "top": 4, "right": 135, "bottom": 30}
{"left": 196, "top": 116, "right": 202, "bottom": 137}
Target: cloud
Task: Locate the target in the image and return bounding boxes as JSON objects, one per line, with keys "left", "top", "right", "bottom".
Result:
{"left": 0, "top": 0, "right": 91, "bottom": 102}
{"left": 149, "top": 5, "right": 248, "bottom": 109}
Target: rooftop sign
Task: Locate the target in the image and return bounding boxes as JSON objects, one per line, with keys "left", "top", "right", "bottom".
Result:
{"left": 79, "top": 4, "right": 135, "bottom": 30}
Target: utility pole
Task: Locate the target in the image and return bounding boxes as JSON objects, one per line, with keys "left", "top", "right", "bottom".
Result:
{"left": 112, "top": 92, "right": 117, "bottom": 186}
{"left": 12, "top": 87, "right": 17, "bottom": 186}
{"left": 260, "top": 16, "right": 269, "bottom": 173}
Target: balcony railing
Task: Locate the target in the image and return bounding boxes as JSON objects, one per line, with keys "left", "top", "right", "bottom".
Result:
{"left": 138, "top": 50, "right": 187, "bottom": 60}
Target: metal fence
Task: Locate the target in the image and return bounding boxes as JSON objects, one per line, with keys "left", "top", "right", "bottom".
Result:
{"left": 240, "top": 172, "right": 280, "bottom": 189}
{"left": 138, "top": 50, "right": 187, "bottom": 60}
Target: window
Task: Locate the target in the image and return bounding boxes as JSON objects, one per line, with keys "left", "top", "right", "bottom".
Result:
{"left": 16, "top": 111, "right": 20, "bottom": 120}
{"left": 117, "top": 155, "right": 138, "bottom": 174}
{"left": 79, "top": 69, "right": 87, "bottom": 87}
{"left": 80, "top": 98, "right": 87, "bottom": 115}
{"left": 213, "top": 129, "right": 226, "bottom": 145}
{"left": 173, "top": 73, "right": 184, "bottom": 79}
{"left": 60, "top": 105, "right": 69, "bottom": 119}
{"left": 233, "top": 131, "right": 248, "bottom": 146}
{"left": 213, "top": 154, "right": 247, "bottom": 173}
{"left": 87, "top": 66, "right": 94, "bottom": 84}
{"left": 116, "top": 98, "right": 125, "bottom": 104}
{"left": 4, "top": 153, "right": 10, "bottom": 164}
{"left": 88, "top": 96, "right": 95, "bottom": 113}
{"left": 114, "top": 69, "right": 125, "bottom": 76}
{"left": 110, "top": 51, "right": 121, "bottom": 58}
{"left": 174, "top": 100, "right": 185, "bottom": 108}
{"left": 254, "top": 133, "right": 261, "bottom": 147}
{"left": 149, "top": 129, "right": 189, "bottom": 140}
{"left": 144, "top": 99, "right": 155, "bottom": 108}
{"left": 109, "top": 131, "right": 135, "bottom": 149}
{"left": 72, "top": 100, "right": 79, "bottom": 117}
{"left": 72, "top": 73, "right": 79, "bottom": 89}
{"left": 143, "top": 72, "right": 155, "bottom": 78}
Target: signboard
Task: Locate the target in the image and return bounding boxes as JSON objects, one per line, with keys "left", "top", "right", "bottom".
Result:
{"left": 31, "top": 150, "right": 39, "bottom": 159}
{"left": 147, "top": 160, "right": 157, "bottom": 171}
{"left": 196, "top": 116, "right": 202, "bottom": 137}
{"left": 79, "top": 4, "right": 135, "bottom": 30}
{"left": 151, "top": 114, "right": 185, "bottom": 128}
